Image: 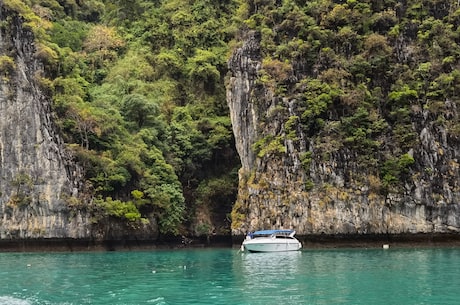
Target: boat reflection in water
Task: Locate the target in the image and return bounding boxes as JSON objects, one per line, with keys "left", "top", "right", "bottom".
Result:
{"left": 236, "top": 250, "right": 304, "bottom": 303}
{"left": 239, "top": 250, "right": 303, "bottom": 277}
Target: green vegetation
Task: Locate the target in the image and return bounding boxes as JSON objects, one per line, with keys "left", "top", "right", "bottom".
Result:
{"left": 253, "top": 136, "right": 287, "bottom": 158}
{"left": 8, "top": 172, "right": 33, "bottom": 208}
{"left": 241, "top": 0, "right": 460, "bottom": 185}
{"left": 0, "top": 55, "right": 15, "bottom": 72}
{"left": 3, "top": 0, "right": 460, "bottom": 234}
{"left": 3, "top": 0, "right": 240, "bottom": 236}
{"left": 380, "top": 154, "right": 416, "bottom": 190}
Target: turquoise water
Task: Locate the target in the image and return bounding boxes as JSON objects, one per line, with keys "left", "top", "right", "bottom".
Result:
{"left": 0, "top": 247, "right": 459, "bottom": 304}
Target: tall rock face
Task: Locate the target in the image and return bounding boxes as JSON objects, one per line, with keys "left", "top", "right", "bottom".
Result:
{"left": 227, "top": 30, "right": 460, "bottom": 236}
{"left": 0, "top": 5, "right": 88, "bottom": 239}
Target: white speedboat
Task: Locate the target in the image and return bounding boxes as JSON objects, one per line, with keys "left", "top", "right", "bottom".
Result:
{"left": 241, "top": 229, "right": 302, "bottom": 252}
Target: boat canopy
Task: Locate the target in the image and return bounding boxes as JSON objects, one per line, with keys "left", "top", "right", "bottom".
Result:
{"left": 251, "top": 230, "right": 295, "bottom": 236}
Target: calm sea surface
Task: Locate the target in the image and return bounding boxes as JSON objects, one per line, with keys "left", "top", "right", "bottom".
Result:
{"left": 0, "top": 247, "right": 459, "bottom": 304}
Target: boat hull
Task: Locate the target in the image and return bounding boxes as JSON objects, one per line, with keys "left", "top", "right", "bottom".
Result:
{"left": 243, "top": 238, "right": 302, "bottom": 252}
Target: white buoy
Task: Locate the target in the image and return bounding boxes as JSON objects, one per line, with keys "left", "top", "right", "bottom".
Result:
{"left": 383, "top": 244, "right": 390, "bottom": 249}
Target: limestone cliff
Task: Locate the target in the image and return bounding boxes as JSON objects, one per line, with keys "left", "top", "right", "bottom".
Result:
{"left": 227, "top": 30, "right": 460, "bottom": 236}
{"left": 0, "top": 5, "right": 88, "bottom": 239}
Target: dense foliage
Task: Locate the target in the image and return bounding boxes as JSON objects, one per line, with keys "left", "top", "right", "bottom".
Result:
{"left": 3, "top": 0, "right": 460, "bottom": 235}
{"left": 3, "top": 0, "right": 240, "bottom": 236}
{"left": 241, "top": 0, "right": 460, "bottom": 192}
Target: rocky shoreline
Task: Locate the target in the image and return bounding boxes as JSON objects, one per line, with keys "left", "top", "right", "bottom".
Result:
{"left": 1, "top": 233, "right": 460, "bottom": 252}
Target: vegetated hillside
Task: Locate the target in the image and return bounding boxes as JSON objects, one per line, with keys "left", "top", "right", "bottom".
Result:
{"left": 1, "top": 0, "right": 240, "bottom": 239}
{"left": 2, "top": 0, "right": 459, "bottom": 240}
{"left": 228, "top": 0, "right": 460, "bottom": 235}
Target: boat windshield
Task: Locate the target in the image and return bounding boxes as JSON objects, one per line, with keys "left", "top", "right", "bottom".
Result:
{"left": 249, "top": 230, "right": 295, "bottom": 238}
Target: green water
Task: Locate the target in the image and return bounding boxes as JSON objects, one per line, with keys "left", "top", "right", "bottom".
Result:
{"left": 0, "top": 247, "right": 459, "bottom": 304}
